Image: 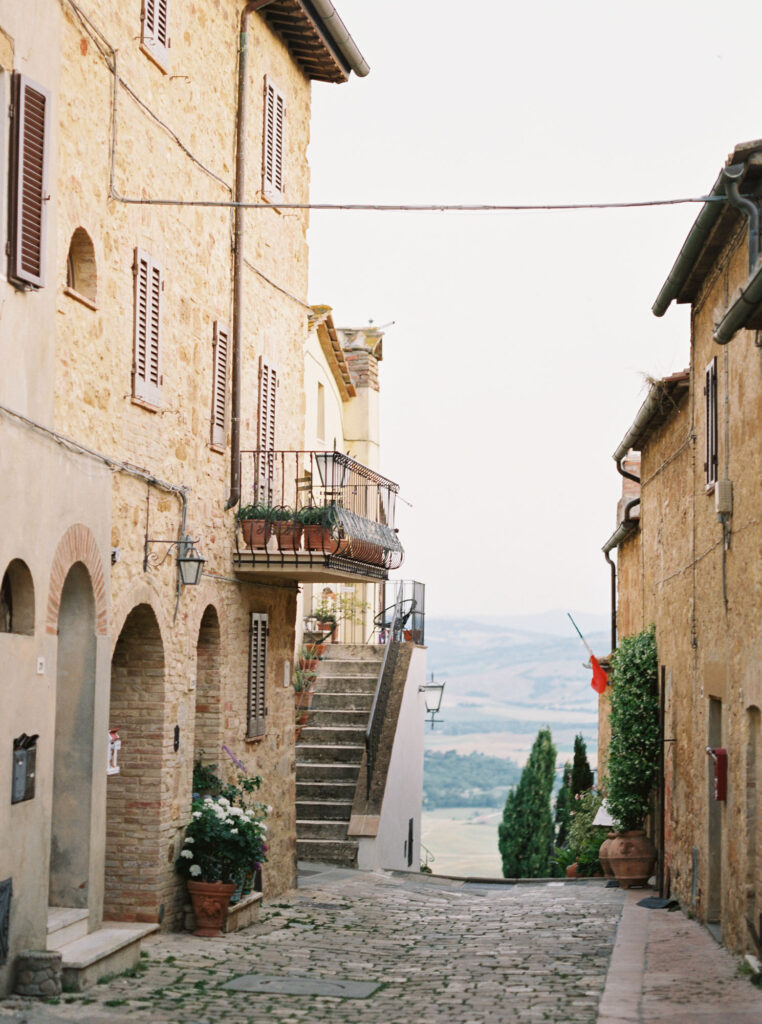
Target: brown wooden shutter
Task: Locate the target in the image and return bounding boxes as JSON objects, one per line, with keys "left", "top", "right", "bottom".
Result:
{"left": 247, "top": 613, "right": 268, "bottom": 738}
{"left": 211, "top": 321, "right": 229, "bottom": 447}
{"left": 705, "top": 357, "right": 718, "bottom": 487}
{"left": 8, "top": 73, "right": 51, "bottom": 289}
{"left": 141, "top": 0, "right": 170, "bottom": 70}
{"left": 263, "top": 78, "right": 285, "bottom": 201}
{"left": 133, "top": 248, "right": 162, "bottom": 407}
{"left": 256, "top": 357, "right": 278, "bottom": 504}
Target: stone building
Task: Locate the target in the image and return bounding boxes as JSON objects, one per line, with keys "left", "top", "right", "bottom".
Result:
{"left": 601, "top": 139, "right": 762, "bottom": 951}
{"left": 0, "top": 0, "right": 414, "bottom": 996}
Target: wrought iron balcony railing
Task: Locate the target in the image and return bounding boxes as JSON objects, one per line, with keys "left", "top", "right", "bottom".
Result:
{"left": 233, "top": 450, "right": 404, "bottom": 579}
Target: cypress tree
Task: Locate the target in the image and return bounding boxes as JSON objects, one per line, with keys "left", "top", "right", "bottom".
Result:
{"left": 571, "top": 733, "right": 594, "bottom": 796}
{"left": 554, "top": 762, "right": 572, "bottom": 848}
{"left": 498, "top": 727, "right": 557, "bottom": 878}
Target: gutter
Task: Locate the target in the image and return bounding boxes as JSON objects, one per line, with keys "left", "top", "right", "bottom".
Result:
{"left": 612, "top": 381, "right": 668, "bottom": 467}
{"left": 308, "top": 0, "right": 370, "bottom": 77}
{"left": 652, "top": 169, "right": 726, "bottom": 317}
{"left": 602, "top": 500, "right": 640, "bottom": 556}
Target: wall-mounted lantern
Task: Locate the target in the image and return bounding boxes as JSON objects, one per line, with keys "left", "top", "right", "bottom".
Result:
{"left": 144, "top": 534, "right": 205, "bottom": 587}
{"left": 419, "top": 672, "right": 445, "bottom": 730}
{"left": 314, "top": 451, "right": 351, "bottom": 490}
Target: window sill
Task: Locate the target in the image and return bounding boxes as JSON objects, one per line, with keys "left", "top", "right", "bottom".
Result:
{"left": 260, "top": 190, "right": 284, "bottom": 214}
{"left": 209, "top": 442, "right": 225, "bottom": 455}
{"left": 64, "top": 286, "right": 98, "bottom": 311}
{"left": 140, "top": 42, "right": 169, "bottom": 75}
{"left": 131, "top": 395, "right": 162, "bottom": 414}
{"left": 244, "top": 734, "right": 265, "bottom": 744}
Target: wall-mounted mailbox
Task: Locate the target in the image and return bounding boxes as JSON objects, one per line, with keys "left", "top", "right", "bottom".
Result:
{"left": 12, "top": 740, "right": 36, "bottom": 804}
{"left": 707, "top": 746, "right": 727, "bottom": 801}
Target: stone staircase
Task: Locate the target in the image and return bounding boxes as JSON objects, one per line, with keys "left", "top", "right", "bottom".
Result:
{"left": 296, "top": 644, "right": 384, "bottom": 866}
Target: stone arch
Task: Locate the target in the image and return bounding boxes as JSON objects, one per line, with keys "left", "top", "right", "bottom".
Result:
{"left": 0, "top": 558, "right": 35, "bottom": 635}
{"left": 66, "top": 227, "right": 97, "bottom": 303}
{"left": 194, "top": 605, "right": 222, "bottom": 768}
{"left": 105, "top": 603, "right": 165, "bottom": 922}
{"left": 47, "top": 524, "right": 107, "bottom": 636}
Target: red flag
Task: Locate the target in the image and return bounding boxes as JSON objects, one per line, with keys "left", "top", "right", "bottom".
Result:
{"left": 591, "top": 654, "right": 608, "bottom": 695}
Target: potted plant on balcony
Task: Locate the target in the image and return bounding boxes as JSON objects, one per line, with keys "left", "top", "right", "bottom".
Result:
{"left": 176, "top": 789, "right": 268, "bottom": 936}
{"left": 299, "top": 505, "right": 339, "bottom": 553}
{"left": 271, "top": 506, "right": 303, "bottom": 552}
{"left": 604, "top": 625, "right": 660, "bottom": 888}
{"left": 236, "top": 504, "right": 273, "bottom": 549}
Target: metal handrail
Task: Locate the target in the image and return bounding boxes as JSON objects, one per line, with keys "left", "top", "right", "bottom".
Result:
{"left": 365, "top": 580, "right": 403, "bottom": 799}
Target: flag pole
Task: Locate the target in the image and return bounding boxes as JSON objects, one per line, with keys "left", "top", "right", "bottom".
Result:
{"left": 567, "top": 612, "right": 593, "bottom": 659}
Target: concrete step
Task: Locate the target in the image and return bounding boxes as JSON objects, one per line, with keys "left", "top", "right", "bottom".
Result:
{"left": 295, "top": 761, "right": 361, "bottom": 783}
{"left": 313, "top": 675, "right": 378, "bottom": 694}
{"left": 46, "top": 908, "right": 89, "bottom": 951}
{"left": 296, "top": 799, "right": 353, "bottom": 821}
{"left": 300, "top": 725, "right": 366, "bottom": 746}
{"left": 58, "top": 922, "right": 159, "bottom": 992}
{"left": 295, "top": 742, "right": 365, "bottom": 764}
{"left": 296, "top": 780, "right": 356, "bottom": 801}
{"left": 307, "top": 708, "right": 369, "bottom": 728}
{"left": 311, "top": 691, "right": 374, "bottom": 712}
{"left": 297, "top": 819, "right": 352, "bottom": 841}
{"left": 297, "top": 837, "right": 358, "bottom": 867}
{"left": 319, "top": 644, "right": 384, "bottom": 662}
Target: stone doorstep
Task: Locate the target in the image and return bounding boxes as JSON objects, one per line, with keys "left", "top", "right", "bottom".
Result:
{"left": 46, "top": 907, "right": 89, "bottom": 951}
{"left": 59, "top": 922, "right": 159, "bottom": 992}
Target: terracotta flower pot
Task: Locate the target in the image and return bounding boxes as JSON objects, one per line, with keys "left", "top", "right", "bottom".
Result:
{"left": 274, "top": 521, "right": 303, "bottom": 552}
{"left": 299, "top": 657, "right": 318, "bottom": 671}
{"left": 608, "top": 830, "right": 657, "bottom": 889}
{"left": 187, "top": 879, "right": 235, "bottom": 937}
{"left": 565, "top": 861, "right": 579, "bottom": 878}
{"left": 240, "top": 519, "right": 271, "bottom": 549}
{"left": 303, "top": 525, "right": 335, "bottom": 552}
{"left": 598, "top": 833, "right": 617, "bottom": 879}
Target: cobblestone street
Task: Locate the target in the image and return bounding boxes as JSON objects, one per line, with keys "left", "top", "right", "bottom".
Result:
{"left": 1, "top": 866, "right": 761, "bottom": 1024}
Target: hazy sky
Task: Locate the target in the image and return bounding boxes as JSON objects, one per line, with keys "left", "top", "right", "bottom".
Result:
{"left": 305, "top": 0, "right": 761, "bottom": 618}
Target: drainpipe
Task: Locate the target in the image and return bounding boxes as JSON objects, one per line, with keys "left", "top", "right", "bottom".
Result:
{"left": 722, "top": 163, "right": 760, "bottom": 276}
{"left": 601, "top": 498, "right": 640, "bottom": 652}
{"left": 226, "top": 0, "right": 278, "bottom": 511}
{"left": 713, "top": 164, "right": 762, "bottom": 345}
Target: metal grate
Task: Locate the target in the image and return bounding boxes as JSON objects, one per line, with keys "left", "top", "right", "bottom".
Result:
{"left": 0, "top": 878, "right": 11, "bottom": 965}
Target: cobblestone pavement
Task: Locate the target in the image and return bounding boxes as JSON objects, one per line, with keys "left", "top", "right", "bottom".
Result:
{"left": 1, "top": 868, "right": 624, "bottom": 1024}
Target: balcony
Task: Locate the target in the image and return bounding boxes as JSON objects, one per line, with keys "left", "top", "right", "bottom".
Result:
{"left": 233, "top": 451, "right": 404, "bottom": 583}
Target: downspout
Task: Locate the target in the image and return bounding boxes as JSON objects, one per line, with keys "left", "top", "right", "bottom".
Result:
{"left": 713, "top": 164, "right": 762, "bottom": 345}
{"left": 226, "top": 0, "right": 278, "bottom": 511}
{"left": 601, "top": 497, "right": 640, "bottom": 652}
{"left": 722, "top": 163, "right": 759, "bottom": 276}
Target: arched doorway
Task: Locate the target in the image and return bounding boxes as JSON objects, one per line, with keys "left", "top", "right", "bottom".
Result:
{"left": 194, "top": 605, "right": 221, "bottom": 768}
{"left": 50, "top": 563, "right": 96, "bottom": 908}
{"left": 105, "top": 605, "right": 165, "bottom": 921}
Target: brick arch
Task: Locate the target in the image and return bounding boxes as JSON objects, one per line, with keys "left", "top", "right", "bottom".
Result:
{"left": 46, "top": 524, "right": 108, "bottom": 636}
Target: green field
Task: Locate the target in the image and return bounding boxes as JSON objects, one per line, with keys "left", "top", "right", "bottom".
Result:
{"left": 421, "top": 807, "right": 504, "bottom": 878}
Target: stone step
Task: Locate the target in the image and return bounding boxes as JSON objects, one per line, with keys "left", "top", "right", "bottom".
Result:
{"left": 311, "top": 691, "right": 374, "bottom": 712}
{"left": 307, "top": 708, "right": 369, "bottom": 728}
{"left": 296, "top": 780, "right": 356, "bottom": 801}
{"left": 46, "top": 907, "right": 89, "bottom": 951}
{"left": 296, "top": 819, "right": 352, "bottom": 841}
{"left": 295, "top": 742, "right": 365, "bottom": 764}
{"left": 317, "top": 661, "right": 380, "bottom": 679}
{"left": 58, "top": 922, "right": 159, "bottom": 992}
{"left": 313, "top": 675, "right": 378, "bottom": 694}
{"left": 296, "top": 799, "right": 354, "bottom": 821}
{"left": 319, "top": 644, "right": 384, "bottom": 662}
{"left": 295, "top": 761, "right": 361, "bottom": 783}
{"left": 297, "top": 837, "right": 358, "bottom": 867}
{"left": 300, "top": 725, "right": 366, "bottom": 746}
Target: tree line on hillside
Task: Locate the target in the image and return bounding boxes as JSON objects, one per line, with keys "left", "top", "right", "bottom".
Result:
{"left": 423, "top": 750, "right": 521, "bottom": 809}
{"left": 497, "top": 730, "right": 595, "bottom": 877}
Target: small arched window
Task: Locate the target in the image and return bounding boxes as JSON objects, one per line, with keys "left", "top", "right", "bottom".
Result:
{"left": 0, "top": 559, "right": 35, "bottom": 635}
{"left": 65, "top": 227, "right": 97, "bottom": 308}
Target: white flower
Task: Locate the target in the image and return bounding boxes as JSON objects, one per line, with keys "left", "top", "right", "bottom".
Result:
{"left": 184, "top": 837, "right": 195, "bottom": 844}
{"left": 218, "top": 796, "right": 230, "bottom": 806}
{"left": 261, "top": 824, "right": 268, "bottom": 832}
{"left": 203, "top": 795, "right": 213, "bottom": 803}
{"left": 229, "top": 806, "right": 243, "bottom": 816}
{"left": 192, "top": 811, "right": 202, "bottom": 818}
{"left": 189, "top": 864, "right": 202, "bottom": 877}
{"left": 230, "top": 828, "right": 239, "bottom": 834}
{"left": 180, "top": 849, "right": 193, "bottom": 859}
{"left": 266, "top": 805, "right": 273, "bottom": 814}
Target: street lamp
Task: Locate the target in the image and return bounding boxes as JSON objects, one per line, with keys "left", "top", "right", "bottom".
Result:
{"left": 419, "top": 672, "right": 445, "bottom": 730}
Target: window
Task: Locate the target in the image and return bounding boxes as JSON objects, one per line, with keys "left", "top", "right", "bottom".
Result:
{"left": 211, "top": 321, "right": 228, "bottom": 448}
{"left": 263, "top": 77, "right": 285, "bottom": 201}
{"left": 65, "top": 227, "right": 97, "bottom": 307}
{"left": 0, "top": 559, "right": 35, "bottom": 635}
{"left": 132, "top": 248, "right": 162, "bottom": 407}
{"left": 705, "top": 357, "right": 718, "bottom": 489}
{"left": 7, "top": 73, "right": 50, "bottom": 289}
{"left": 256, "top": 357, "right": 278, "bottom": 504}
{"left": 141, "top": 0, "right": 170, "bottom": 71}
{"left": 247, "top": 612, "right": 268, "bottom": 738}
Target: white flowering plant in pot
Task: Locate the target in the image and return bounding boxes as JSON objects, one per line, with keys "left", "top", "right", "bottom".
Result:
{"left": 176, "top": 794, "right": 269, "bottom": 883}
